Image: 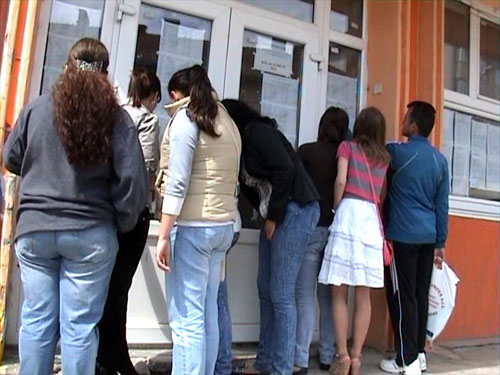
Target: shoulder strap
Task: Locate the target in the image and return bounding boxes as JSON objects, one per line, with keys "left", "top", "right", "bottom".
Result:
{"left": 360, "top": 147, "right": 385, "bottom": 235}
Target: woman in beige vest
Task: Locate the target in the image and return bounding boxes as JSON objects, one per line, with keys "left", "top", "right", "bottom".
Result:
{"left": 155, "top": 65, "right": 241, "bottom": 375}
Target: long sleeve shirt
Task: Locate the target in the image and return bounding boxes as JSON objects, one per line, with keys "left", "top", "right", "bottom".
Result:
{"left": 240, "top": 121, "right": 319, "bottom": 223}
{"left": 3, "top": 95, "right": 149, "bottom": 237}
{"left": 386, "top": 135, "right": 450, "bottom": 248}
{"left": 161, "top": 108, "right": 199, "bottom": 216}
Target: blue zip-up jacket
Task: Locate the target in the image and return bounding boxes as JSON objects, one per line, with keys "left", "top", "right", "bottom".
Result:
{"left": 386, "top": 136, "right": 449, "bottom": 248}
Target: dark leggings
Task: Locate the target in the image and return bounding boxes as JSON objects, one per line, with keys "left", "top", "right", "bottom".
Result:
{"left": 97, "top": 208, "right": 150, "bottom": 375}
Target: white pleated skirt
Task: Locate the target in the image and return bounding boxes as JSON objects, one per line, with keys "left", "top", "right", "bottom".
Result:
{"left": 318, "top": 197, "right": 384, "bottom": 288}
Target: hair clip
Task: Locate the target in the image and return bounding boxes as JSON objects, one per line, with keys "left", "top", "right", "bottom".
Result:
{"left": 76, "top": 59, "right": 103, "bottom": 73}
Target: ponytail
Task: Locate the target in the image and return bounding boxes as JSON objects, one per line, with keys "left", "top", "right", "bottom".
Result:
{"left": 128, "top": 68, "right": 162, "bottom": 107}
{"left": 169, "top": 65, "right": 219, "bottom": 137}
{"left": 52, "top": 38, "right": 119, "bottom": 168}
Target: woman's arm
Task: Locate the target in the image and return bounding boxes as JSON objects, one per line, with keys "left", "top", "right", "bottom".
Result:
{"left": 160, "top": 109, "right": 199, "bottom": 217}
{"left": 333, "top": 157, "right": 348, "bottom": 209}
{"left": 156, "top": 109, "right": 198, "bottom": 271}
{"left": 3, "top": 107, "right": 29, "bottom": 175}
{"left": 247, "top": 124, "right": 294, "bottom": 224}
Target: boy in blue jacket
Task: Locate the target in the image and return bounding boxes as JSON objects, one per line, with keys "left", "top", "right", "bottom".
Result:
{"left": 380, "top": 101, "right": 449, "bottom": 375}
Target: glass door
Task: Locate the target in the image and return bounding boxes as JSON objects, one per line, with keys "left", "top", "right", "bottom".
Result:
{"left": 222, "top": 7, "right": 321, "bottom": 341}
{"left": 223, "top": 9, "right": 320, "bottom": 230}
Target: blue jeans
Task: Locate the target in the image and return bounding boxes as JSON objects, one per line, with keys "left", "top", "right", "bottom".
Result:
{"left": 15, "top": 224, "right": 118, "bottom": 375}
{"left": 255, "top": 201, "right": 320, "bottom": 375}
{"left": 167, "top": 224, "right": 233, "bottom": 375}
{"left": 215, "top": 232, "right": 240, "bottom": 375}
{"left": 214, "top": 280, "right": 232, "bottom": 375}
{"left": 295, "top": 227, "right": 335, "bottom": 368}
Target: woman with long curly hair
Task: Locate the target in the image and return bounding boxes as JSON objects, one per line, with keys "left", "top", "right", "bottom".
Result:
{"left": 2, "top": 38, "right": 148, "bottom": 375}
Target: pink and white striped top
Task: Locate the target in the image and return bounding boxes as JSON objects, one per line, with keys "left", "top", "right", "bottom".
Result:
{"left": 337, "top": 141, "right": 388, "bottom": 203}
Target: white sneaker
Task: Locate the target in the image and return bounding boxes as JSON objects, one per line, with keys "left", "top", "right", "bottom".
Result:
{"left": 379, "top": 358, "right": 403, "bottom": 373}
{"left": 418, "top": 353, "right": 427, "bottom": 372}
{"left": 404, "top": 358, "right": 422, "bottom": 375}
{"left": 379, "top": 358, "right": 422, "bottom": 375}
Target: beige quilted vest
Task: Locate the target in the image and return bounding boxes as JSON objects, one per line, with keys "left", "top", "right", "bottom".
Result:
{"left": 156, "top": 98, "right": 241, "bottom": 222}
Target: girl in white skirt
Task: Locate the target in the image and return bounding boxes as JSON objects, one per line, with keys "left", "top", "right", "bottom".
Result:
{"left": 318, "top": 107, "right": 391, "bottom": 375}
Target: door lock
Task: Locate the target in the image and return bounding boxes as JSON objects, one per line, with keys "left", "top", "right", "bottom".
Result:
{"left": 309, "top": 53, "right": 325, "bottom": 71}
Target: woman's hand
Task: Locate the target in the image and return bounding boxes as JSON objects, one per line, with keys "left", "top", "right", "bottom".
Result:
{"left": 156, "top": 236, "right": 171, "bottom": 272}
{"left": 265, "top": 219, "right": 276, "bottom": 241}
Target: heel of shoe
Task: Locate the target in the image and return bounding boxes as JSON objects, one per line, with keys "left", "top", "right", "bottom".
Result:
{"left": 350, "top": 357, "right": 361, "bottom": 375}
{"left": 330, "top": 354, "right": 351, "bottom": 375}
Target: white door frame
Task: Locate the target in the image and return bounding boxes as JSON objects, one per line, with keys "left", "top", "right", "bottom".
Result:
{"left": 111, "top": 0, "right": 231, "bottom": 99}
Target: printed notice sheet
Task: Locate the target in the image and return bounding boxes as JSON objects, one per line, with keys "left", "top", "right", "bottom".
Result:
{"left": 156, "top": 20, "right": 204, "bottom": 136}
{"left": 487, "top": 125, "right": 500, "bottom": 192}
{"left": 326, "top": 72, "right": 358, "bottom": 130}
{"left": 470, "top": 120, "right": 488, "bottom": 189}
{"left": 451, "top": 112, "right": 472, "bottom": 195}
{"left": 260, "top": 72, "right": 300, "bottom": 146}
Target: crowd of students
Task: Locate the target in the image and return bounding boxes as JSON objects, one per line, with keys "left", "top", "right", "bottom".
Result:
{"left": 3, "top": 37, "right": 449, "bottom": 375}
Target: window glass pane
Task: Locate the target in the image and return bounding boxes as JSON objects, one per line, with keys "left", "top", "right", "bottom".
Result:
{"left": 237, "top": 0, "right": 314, "bottom": 22}
{"left": 41, "top": 0, "right": 105, "bottom": 94}
{"left": 238, "top": 29, "right": 304, "bottom": 229}
{"left": 444, "top": 0, "right": 470, "bottom": 95}
{"left": 326, "top": 42, "right": 361, "bottom": 131}
{"left": 330, "top": 0, "right": 363, "bottom": 38}
{"left": 443, "top": 108, "right": 500, "bottom": 200}
{"left": 480, "top": 19, "right": 500, "bottom": 101}
{"left": 133, "top": 5, "right": 212, "bottom": 137}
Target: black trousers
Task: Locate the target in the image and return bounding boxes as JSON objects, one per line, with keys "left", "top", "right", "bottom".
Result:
{"left": 385, "top": 241, "right": 434, "bottom": 366}
{"left": 97, "top": 208, "right": 150, "bottom": 375}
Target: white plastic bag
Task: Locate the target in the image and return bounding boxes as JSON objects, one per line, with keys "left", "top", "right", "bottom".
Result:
{"left": 426, "top": 262, "right": 460, "bottom": 342}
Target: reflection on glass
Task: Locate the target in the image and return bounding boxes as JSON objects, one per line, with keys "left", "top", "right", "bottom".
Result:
{"left": 480, "top": 19, "right": 500, "bottom": 101}
{"left": 444, "top": 0, "right": 470, "bottom": 95}
{"left": 330, "top": 0, "right": 363, "bottom": 38}
{"left": 326, "top": 42, "right": 361, "bottom": 131}
{"left": 41, "top": 0, "right": 105, "bottom": 94}
{"left": 238, "top": 30, "right": 304, "bottom": 229}
{"left": 237, "top": 0, "right": 314, "bottom": 22}
{"left": 134, "top": 5, "right": 212, "bottom": 138}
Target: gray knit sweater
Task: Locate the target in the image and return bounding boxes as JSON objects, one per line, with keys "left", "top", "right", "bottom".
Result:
{"left": 3, "top": 95, "right": 148, "bottom": 238}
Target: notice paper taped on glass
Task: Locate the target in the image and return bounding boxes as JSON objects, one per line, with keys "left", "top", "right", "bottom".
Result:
{"left": 156, "top": 20, "right": 204, "bottom": 136}
{"left": 253, "top": 43, "right": 293, "bottom": 77}
{"left": 470, "top": 120, "right": 488, "bottom": 189}
{"left": 327, "top": 72, "right": 358, "bottom": 130}
{"left": 260, "top": 72, "right": 299, "bottom": 146}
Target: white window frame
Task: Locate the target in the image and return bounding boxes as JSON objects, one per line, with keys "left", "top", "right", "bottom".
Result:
{"left": 315, "top": 0, "right": 367, "bottom": 131}
{"left": 444, "top": 0, "right": 500, "bottom": 221}
{"left": 27, "top": 0, "right": 117, "bottom": 101}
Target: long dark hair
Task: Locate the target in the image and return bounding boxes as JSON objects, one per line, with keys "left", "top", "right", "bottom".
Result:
{"left": 52, "top": 38, "right": 119, "bottom": 168}
{"left": 317, "top": 106, "right": 349, "bottom": 145}
{"left": 353, "top": 107, "right": 391, "bottom": 165}
{"left": 168, "top": 65, "right": 219, "bottom": 137}
{"left": 221, "top": 99, "right": 277, "bottom": 136}
{"left": 128, "top": 68, "right": 162, "bottom": 107}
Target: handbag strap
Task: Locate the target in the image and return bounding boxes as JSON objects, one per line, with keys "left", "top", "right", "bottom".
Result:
{"left": 359, "top": 147, "right": 385, "bottom": 235}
